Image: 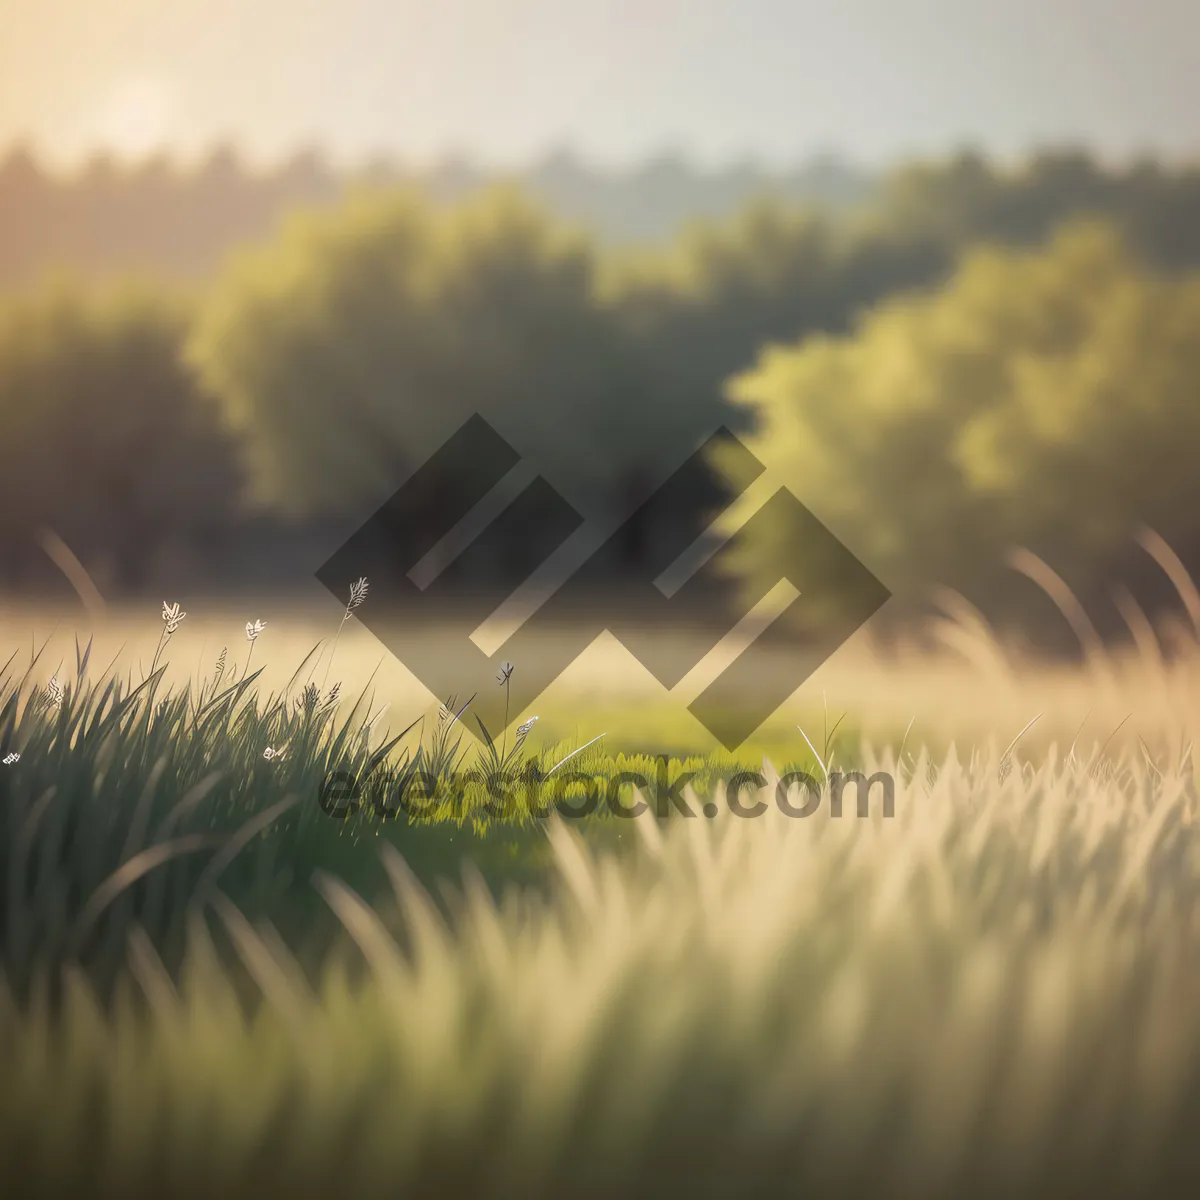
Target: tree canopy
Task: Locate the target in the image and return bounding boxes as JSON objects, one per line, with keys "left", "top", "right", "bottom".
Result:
{"left": 0, "top": 281, "right": 243, "bottom": 587}
{"left": 188, "top": 187, "right": 680, "bottom": 521}
{"left": 721, "top": 220, "right": 1200, "bottom": 622}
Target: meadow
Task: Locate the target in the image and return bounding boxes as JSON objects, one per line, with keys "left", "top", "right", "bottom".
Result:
{"left": 3, "top": 565, "right": 1200, "bottom": 1198}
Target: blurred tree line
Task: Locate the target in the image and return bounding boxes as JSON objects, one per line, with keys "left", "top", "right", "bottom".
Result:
{"left": 720, "top": 221, "right": 1200, "bottom": 635}
{"left": 2, "top": 147, "right": 1200, "bottom": 640}
{"left": 0, "top": 143, "right": 870, "bottom": 287}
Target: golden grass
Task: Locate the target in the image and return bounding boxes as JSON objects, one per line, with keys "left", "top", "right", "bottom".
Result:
{"left": 2, "top": 742, "right": 1199, "bottom": 1197}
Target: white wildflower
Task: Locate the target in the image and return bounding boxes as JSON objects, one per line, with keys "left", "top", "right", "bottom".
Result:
{"left": 245, "top": 619, "right": 266, "bottom": 643}
{"left": 161, "top": 601, "right": 186, "bottom": 635}
{"left": 2, "top": 752, "right": 19, "bottom": 765}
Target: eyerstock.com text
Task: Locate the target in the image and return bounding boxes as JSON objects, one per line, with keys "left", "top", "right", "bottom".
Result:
{"left": 318, "top": 759, "right": 895, "bottom": 822}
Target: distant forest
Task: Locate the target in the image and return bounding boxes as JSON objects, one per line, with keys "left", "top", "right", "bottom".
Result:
{"left": 5, "top": 143, "right": 1200, "bottom": 289}
{"left": 5, "top": 142, "right": 1200, "bottom": 640}
{"left": 0, "top": 144, "right": 873, "bottom": 285}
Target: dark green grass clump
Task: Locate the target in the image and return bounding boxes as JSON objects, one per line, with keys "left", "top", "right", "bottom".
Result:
{"left": 0, "top": 631, "right": 819, "bottom": 1001}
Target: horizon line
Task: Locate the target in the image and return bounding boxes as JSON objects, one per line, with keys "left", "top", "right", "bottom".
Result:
{"left": 3, "top": 137, "right": 1200, "bottom": 185}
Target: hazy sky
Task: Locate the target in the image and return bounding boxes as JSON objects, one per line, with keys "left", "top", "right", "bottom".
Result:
{"left": 1, "top": 0, "right": 1196, "bottom": 169}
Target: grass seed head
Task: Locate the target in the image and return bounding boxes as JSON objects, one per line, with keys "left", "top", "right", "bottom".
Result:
{"left": 161, "top": 601, "right": 186, "bottom": 635}
{"left": 347, "top": 577, "right": 369, "bottom": 612}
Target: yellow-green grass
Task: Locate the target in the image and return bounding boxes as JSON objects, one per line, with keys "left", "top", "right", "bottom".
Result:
{"left": 3, "top": 592, "right": 1200, "bottom": 1197}
{"left": 3, "top": 743, "right": 1200, "bottom": 1198}
{"left": 6, "top": 594, "right": 1197, "bottom": 761}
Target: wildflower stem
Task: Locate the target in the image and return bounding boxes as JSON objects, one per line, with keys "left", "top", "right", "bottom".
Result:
{"left": 501, "top": 675, "right": 511, "bottom": 768}
{"left": 322, "top": 611, "right": 348, "bottom": 691}
{"left": 322, "top": 577, "right": 367, "bottom": 692}
{"left": 149, "top": 628, "right": 167, "bottom": 678}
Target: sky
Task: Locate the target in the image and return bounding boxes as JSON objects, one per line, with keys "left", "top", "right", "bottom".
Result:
{"left": 0, "top": 0, "right": 1196, "bottom": 170}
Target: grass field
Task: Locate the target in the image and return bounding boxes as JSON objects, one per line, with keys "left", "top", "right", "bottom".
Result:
{"left": 3, "top": 581, "right": 1200, "bottom": 1198}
